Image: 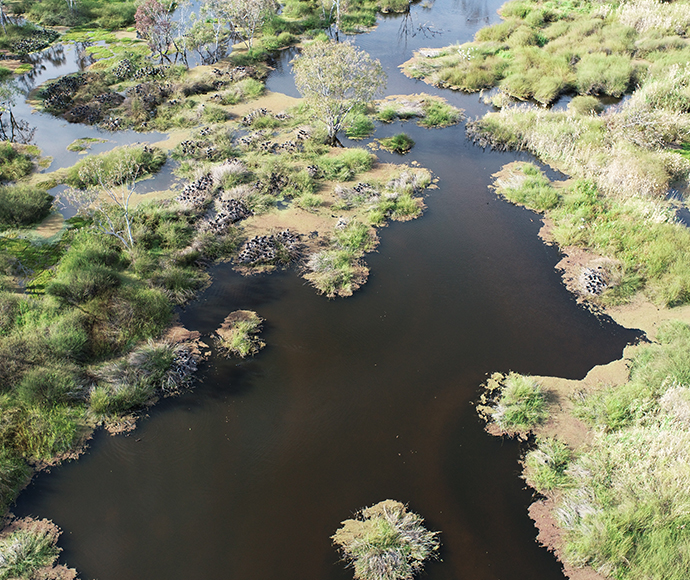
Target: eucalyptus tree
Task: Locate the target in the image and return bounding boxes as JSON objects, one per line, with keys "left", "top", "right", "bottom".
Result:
{"left": 292, "top": 41, "right": 386, "bottom": 146}
{"left": 135, "top": 0, "right": 177, "bottom": 63}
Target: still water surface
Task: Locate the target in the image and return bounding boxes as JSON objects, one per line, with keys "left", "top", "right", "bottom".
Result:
{"left": 15, "top": 1, "right": 640, "bottom": 579}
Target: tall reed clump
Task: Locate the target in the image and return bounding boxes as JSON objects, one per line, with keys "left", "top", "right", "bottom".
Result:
{"left": 478, "top": 372, "right": 549, "bottom": 433}
{"left": 215, "top": 310, "right": 265, "bottom": 358}
{"left": 332, "top": 500, "right": 440, "bottom": 580}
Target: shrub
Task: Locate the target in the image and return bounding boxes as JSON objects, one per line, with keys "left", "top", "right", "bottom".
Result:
{"left": 0, "top": 185, "right": 52, "bottom": 228}
{"left": 332, "top": 500, "right": 440, "bottom": 580}
{"left": 0, "top": 143, "right": 35, "bottom": 183}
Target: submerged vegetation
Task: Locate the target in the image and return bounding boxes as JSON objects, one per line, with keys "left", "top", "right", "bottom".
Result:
{"left": 332, "top": 500, "right": 440, "bottom": 580}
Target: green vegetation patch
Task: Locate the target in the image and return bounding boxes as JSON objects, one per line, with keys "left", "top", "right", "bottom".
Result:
{"left": 0, "top": 143, "right": 38, "bottom": 183}
{"left": 377, "top": 133, "right": 415, "bottom": 154}
{"left": 64, "top": 145, "right": 166, "bottom": 188}
{"left": 332, "top": 499, "right": 440, "bottom": 580}
{"left": 492, "top": 162, "right": 560, "bottom": 212}
{"left": 478, "top": 371, "right": 549, "bottom": 433}
{"left": 376, "top": 95, "right": 463, "bottom": 127}
{"left": 215, "top": 310, "right": 265, "bottom": 358}
{"left": 67, "top": 137, "right": 108, "bottom": 152}
{"left": 0, "top": 185, "right": 52, "bottom": 229}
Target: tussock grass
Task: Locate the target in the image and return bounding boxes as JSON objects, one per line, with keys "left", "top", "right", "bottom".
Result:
{"left": 524, "top": 437, "right": 571, "bottom": 493}
{"left": 332, "top": 500, "right": 440, "bottom": 580}
{"left": 215, "top": 310, "right": 265, "bottom": 358}
{"left": 492, "top": 162, "right": 560, "bottom": 211}
{"left": 0, "top": 185, "right": 52, "bottom": 229}
{"left": 378, "top": 133, "right": 414, "bottom": 154}
{"left": 478, "top": 371, "right": 549, "bottom": 433}
{"left": 0, "top": 518, "right": 62, "bottom": 580}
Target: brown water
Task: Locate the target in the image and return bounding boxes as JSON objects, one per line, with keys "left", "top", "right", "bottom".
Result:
{"left": 14, "top": 2, "right": 640, "bottom": 579}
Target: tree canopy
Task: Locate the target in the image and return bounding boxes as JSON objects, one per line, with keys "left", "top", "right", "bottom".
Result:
{"left": 293, "top": 41, "right": 386, "bottom": 145}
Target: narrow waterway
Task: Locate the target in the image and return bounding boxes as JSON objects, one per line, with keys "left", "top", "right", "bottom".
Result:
{"left": 14, "top": 1, "right": 640, "bottom": 579}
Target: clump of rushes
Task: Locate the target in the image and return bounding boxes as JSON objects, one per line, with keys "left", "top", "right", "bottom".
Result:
{"left": 523, "top": 437, "right": 571, "bottom": 494}
{"left": 0, "top": 518, "right": 71, "bottom": 580}
{"left": 378, "top": 133, "right": 415, "bottom": 154}
{"left": 492, "top": 162, "right": 560, "bottom": 212}
{"left": 0, "top": 184, "right": 53, "bottom": 228}
{"left": 478, "top": 372, "right": 549, "bottom": 433}
{"left": 332, "top": 500, "right": 440, "bottom": 580}
{"left": 215, "top": 310, "right": 265, "bottom": 358}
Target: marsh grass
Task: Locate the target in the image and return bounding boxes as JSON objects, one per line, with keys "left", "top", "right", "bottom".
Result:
{"left": 332, "top": 500, "right": 440, "bottom": 580}
{"left": 215, "top": 310, "right": 265, "bottom": 358}
{"left": 478, "top": 371, "right": 549, "bottom": 433}
{"left": 523, "top": 437, "right": 571, "bottom": 493}
{"left": 0, "top": 185, "right": 52, "bottom": 228}
{"left": 0, "top": 518, "right": 62, "bottom": 580}
{"left": 492, "top": 162, "right": 560, "bottom": 211}
{"left": 378, "top": 133, "right": 415, "bottom": 154}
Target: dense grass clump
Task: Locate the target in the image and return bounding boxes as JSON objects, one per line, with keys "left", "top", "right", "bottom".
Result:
{"left": 492, "top": 162, "right": 560, "bottom": 211}
{"left": 523, "top": 437, "right": 571, "bottom": 493}
{"left": 478, "top": 372, "right": 549, "bottom": 432}
{"left": 332, "top": 500, "right": 440, "bottom": 580}
{"left": 378, "top": 133, "right": 414, "bottom": 154}
{"left": 0, "top": 185, "right": 52, "bottom": 228}
{"left": 64, "top": 145, "right": 167, "bottom": 189}
{"left": 215, "top": 310, "right": 265, "bottom": 358}
{"left": 0, "top": 519, "right": 63, "bottom": 580}
{"left": 0, "top": 143, "right": 36, "bottom": 183}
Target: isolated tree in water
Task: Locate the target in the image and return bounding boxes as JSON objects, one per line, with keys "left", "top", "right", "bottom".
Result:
{"left": 332, "top": 500, "right": 440, "bottom": 580}
{"left": 292, "top": 41, "right": 386, "bottom": 146}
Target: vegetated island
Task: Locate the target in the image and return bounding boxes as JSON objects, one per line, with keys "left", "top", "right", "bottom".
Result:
{"left": 404, "top": 0, "right": 690, "bottom": 578}
{"left": 0, "top": 0, "right": 457, "bottom": 573}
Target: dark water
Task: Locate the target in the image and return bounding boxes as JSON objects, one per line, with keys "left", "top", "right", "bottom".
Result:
{"left": 14, "top": 2, "right": 641, "bottom": 579}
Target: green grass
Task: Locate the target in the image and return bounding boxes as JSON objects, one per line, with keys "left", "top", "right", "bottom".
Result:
{"left": 0, "top": 520, "right": 61, "bottom": 580}
{"left": 523, "top": 437, "right": 571, "bottom": 493}
{"left": 0, "top": 185, "right": 52, "bottom": 228}
{"left": 528, "top": 320, "right": 690, "bottom": 579}
{"left": 378, "top": 133, "right": 415, "bottom": 154}
{"left": 0, "top": 143, "right": 36, "bottom": 183}
{"left": 493, "top": 162, "right": 560, "bottom": 212}
{"left": 67, "top": 137, "right": 107, "bottom": 152}
{"left": 64, "top": 145, "right": 167, "bottom": 188}
{"left": 479, "top": 372, "right": 548, "bottom": 432}
{"left": 216, "top": 310, "right": 265, "bottom": 358}
{"left": 345, "top": 113, "right": 375, "bottom": 139}
{"left": 332, "top": 500, "right": 440, "bottom": 580}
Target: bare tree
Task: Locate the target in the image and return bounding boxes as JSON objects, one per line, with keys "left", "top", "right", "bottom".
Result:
{"left": 0, "top": 81, "right": 35, "bottom": 144}
{"left": 58, "top": 147, "right": 147, "bottom": 250}
{"left": 292, "top": 41, "right": 386, "bottom": 146}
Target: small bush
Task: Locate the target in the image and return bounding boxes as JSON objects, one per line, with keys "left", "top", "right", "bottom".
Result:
{"left": 0, "top": 143, "right": 35, "bottom": 183}
{"left": 480, "top": 372, "right": 548, "bottom": 432}
{"left": 568, "top": 95, "right": 603, "bottom": 116}
{"left": 0, "top": 185, "right": 52, "bottom": 228}
{"left": 0, "top": 519, "right": 62, "bottom": 580}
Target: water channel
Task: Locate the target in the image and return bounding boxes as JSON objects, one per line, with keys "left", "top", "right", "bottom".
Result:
{"left": 13, "top": 1, "right": 640, "bottom": 578}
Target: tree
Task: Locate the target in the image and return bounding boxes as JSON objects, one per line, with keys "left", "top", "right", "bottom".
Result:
{"left": 226, "top": 0, "right": 277, "bottom": 50}
{"left": 0, "top": 81, "right": 35, "bottom": 144}
{"left": 292, "top": 41, "right": 386, "bottom": 146}
{"left": 320, "top": 0, "right": 348, "bottom": 41}
{"left": 332, "top": 500, "right": 440, "bottom": 580}
{"left": 135, "top": 0, "right": 176, "bottom": 63}
{"left": 58, "top": 147, "right": 147, "bottom": 250}
{"left": 185, "top": 0, "right": 236, "bottom": 64}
